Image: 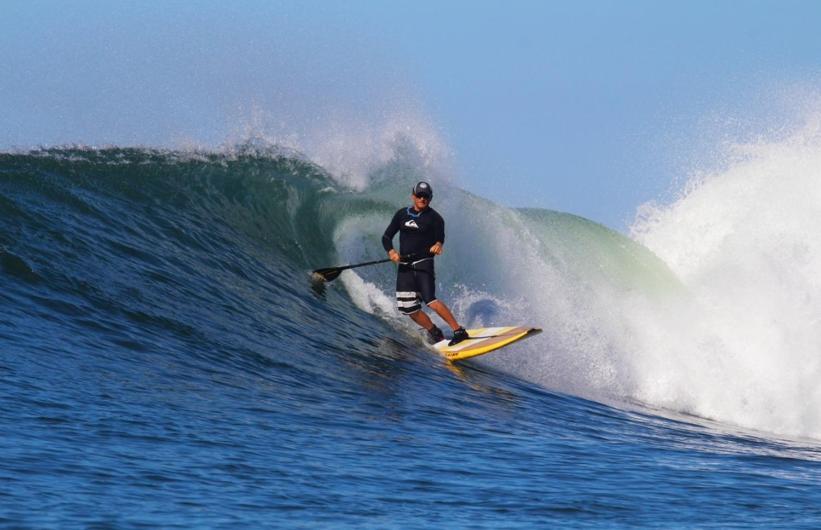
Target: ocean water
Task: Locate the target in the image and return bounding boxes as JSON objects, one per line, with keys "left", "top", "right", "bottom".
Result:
{"left": 3, "top": 146, "right": 821, "bottom": 528}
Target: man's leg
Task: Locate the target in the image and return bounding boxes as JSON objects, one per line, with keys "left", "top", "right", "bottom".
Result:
{"left": 412, "top": 270, "right": 467, "bottom": 345}
{"left": 408, "top": 309, "right": 435, "bottom": 330}
{"left": 427, "top": 300, "right": 460, "bottom": 331}
{"left": 428, "top": 299, "right": 469, "bottom": 345}
{"left": 407, "top": 309, "right": 445, "bottom": 343}
{"left": 413, "top": 268, "right": 460, "bottom": 331}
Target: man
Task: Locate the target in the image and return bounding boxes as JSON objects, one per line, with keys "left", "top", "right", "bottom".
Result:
{"left": 382, "top": 181, "right": 469, "bottom": 346}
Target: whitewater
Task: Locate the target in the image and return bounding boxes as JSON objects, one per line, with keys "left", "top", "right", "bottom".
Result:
{"left": 3, "top": 126, "right": 821, "bottom": 527}
{"left": 337, "top": 121, "right": 821, "bottom": 441}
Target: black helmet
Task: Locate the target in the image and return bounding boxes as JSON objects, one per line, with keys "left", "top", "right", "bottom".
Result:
{"left": 412, "top": 181, "right": 433, "bottom": 200}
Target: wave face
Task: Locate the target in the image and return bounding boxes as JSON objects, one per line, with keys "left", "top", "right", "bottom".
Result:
{"left": 4, "top": 146, "right": 821, "bottom": 527}
{"left": 2, "top": 145, "right": 817, "bottom": 436}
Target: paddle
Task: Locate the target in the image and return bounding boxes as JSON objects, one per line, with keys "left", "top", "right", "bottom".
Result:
{"left": 311, "top": 254, "right": 418, "bottom": 283}
{"left": 311, "top": 258, "right": 393, "bottom": 283}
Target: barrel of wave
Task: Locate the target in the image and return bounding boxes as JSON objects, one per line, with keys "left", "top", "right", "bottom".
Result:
{"left": 329, "top": 182, "right": 683, "bottom": 401}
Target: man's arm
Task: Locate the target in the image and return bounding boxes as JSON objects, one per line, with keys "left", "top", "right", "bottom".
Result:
{"left": 382, "top": 210, "right": 402, "bottom": 260}
{"left": 430, "top": 211, "right": 445, "bottom": 255}
{"left": 435, "top": 211, "right": 445, "bottom": 245}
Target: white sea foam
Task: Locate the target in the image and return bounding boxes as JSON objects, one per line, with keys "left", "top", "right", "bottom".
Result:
{"left": 624, "top": 118, "right": 821, "bottom": 438}
{"left": 432, "top": 116, "right": 821, "bottom": 440}
{"left": 332, "top": 214, "right": 403, "bottom": 323}
{"left": 224, "top": 103, "right": 452, "bottom": 190}
{"left": 331, "top": 109, "right": 821, "bottom": 439}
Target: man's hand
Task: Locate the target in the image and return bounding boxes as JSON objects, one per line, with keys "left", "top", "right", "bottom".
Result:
{"left": 430, "top": 242, "right": 443, "bottom": 255}
{"left": 388, "top": 249, "right": 400, "bottom": 263}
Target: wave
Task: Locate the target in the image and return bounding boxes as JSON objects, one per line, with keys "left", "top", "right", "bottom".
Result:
{"left": 1, "top": 142, "right": 818, "bottom": 439}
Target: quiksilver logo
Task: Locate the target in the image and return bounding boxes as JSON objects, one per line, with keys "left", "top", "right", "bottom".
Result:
{"left": 404, "top": 220, "right": 419, "bottom": 229}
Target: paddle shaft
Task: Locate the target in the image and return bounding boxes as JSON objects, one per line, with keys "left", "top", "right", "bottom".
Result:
{"left": 312, "top": 254, "right": 426, "bottom": 282}
{"left": 328, "top": 257, "right": 393, "bottom": 273}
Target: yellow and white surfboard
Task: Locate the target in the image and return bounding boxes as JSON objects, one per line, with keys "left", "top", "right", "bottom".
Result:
{"left": 433, "top": 326, "right": 542, "bottom": 362}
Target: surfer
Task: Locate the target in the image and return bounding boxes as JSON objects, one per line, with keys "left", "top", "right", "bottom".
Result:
{"left": 382, "top": 181, "right": 469, "bottom": 346}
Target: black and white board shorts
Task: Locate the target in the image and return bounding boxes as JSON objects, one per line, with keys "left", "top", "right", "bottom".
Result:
{"left": 395, "top": 264, "right": 436, "bottom": 315}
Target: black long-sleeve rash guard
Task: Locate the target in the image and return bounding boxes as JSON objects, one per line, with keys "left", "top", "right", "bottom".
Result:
{"left": 381, "top": 206, "right": 445, "bottom": 259}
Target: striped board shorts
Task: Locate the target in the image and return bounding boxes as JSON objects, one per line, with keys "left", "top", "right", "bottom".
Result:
{"left": 396, "top": 265, "right": 436, "bottom": 315}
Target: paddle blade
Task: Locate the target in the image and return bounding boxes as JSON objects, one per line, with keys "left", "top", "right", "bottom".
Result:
{"left": 311, "top": 267, "right": 342, "bottom": 283}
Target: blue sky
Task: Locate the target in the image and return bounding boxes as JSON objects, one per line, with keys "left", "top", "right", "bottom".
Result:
{"left": 3, "top": 1, "right": 821, "bottom": 228}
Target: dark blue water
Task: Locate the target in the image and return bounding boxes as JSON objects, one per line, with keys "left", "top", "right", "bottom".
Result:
{"left": 2, "top": 148, "right": 821, "bottom": 528}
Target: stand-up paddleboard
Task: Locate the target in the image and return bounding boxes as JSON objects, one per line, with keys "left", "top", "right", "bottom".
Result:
{"left": 433, "top": 326, "right": 542, "bottom": 362}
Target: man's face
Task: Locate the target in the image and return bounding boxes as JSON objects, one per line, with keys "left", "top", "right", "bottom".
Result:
{"left": 412, "top": 193, "right": 430, "bottom": 210}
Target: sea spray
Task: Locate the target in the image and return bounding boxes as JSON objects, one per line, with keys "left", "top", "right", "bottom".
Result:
{"left": 337, "top": 145, "right": 821, "bottom": 438}
{"left": 630, "top": 120, "right": 821, "bottom": 437}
